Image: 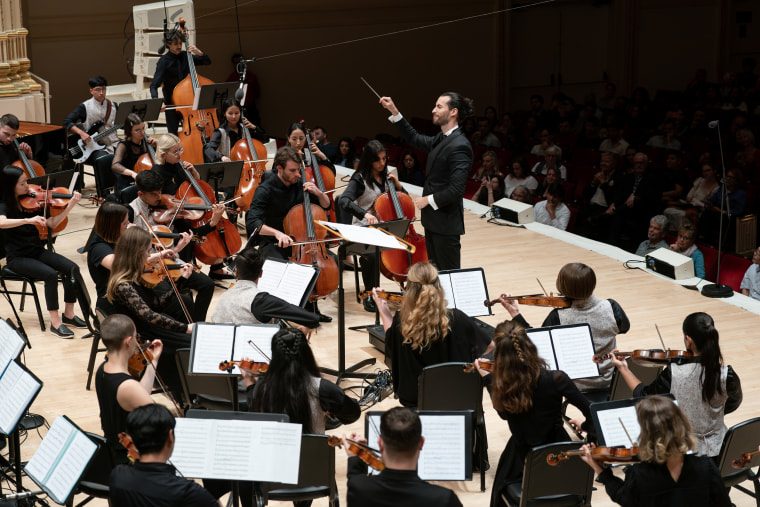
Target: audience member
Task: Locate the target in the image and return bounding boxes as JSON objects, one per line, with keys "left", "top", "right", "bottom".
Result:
{"left": 734, "top": 128, "right": 760, "bottom": 172}
{"left": 504, "top": 157, "right": 538, "bottom": 197}
{"left": 472, "top": 174, "right": 505, "bottom": 206}
{"left": 577, "top": 153, "right": 621, "bottom": 240}
{"left": 509, "top": 185, "right": 532, "bottom": 204}
{"left": 472, "top": 117, "right": 501, "bottom": 148}
{"left": 664, "top": 162, "right": 720, "bottom": 230}
{"left": 534, "top": 183, "right": 570, "bottom": 230}
{"left": 471, "top": 150, "right": 501, "bottom": 182}
{"left": 598, "top": 120, "right": 629, "bottom": 157}
{"left": 634, "top": 215, "right": 669, "bottom": 256}
{"left": 610, "top": 152, "right": 661, "bottom": 250}
{"left": 531, "top": 146, "right": 567, "bottom": 180}
{"left": 660, "top": 151, "right": 690, "bottom": 204}
{"left": 646, "top": 119, "right": 682, "bottom": 150}
{"left": 669, "top": 224, "right": 706, "bottom": 278}
{"left": 534, "top": 166, "right": 560, "bottom": 199}
{"left": 529, "top": 129, "right": 560, "bottom": 157}
{"left": 698, "top": 168, "right": 747, "bottom": 246}
{"left": 398, "top": 150, "right": 425, "bottom": 186}
{"left": 335, "top": 136, "right": 359, "bottom": 169}
{"left": 312, "top": 126, "right": 338, "bottom": 162}
{"left": 575, "top": 115, "right": 602, "bottom": 150}
{"left": 740, "top": 246, "right": 760, "bottom": 301}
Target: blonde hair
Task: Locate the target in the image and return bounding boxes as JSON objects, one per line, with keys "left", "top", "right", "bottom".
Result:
{"left": 155, "top": 133, "right": 181, "bottom": 165}
{"left": 106, "top": 227, "right": 152, "bottom": 303}
{"left": 399, "top": 262, "right": 450, "bottom": 351}
{"left": 490, "top": 320, "right": 547, "bottom": 413}
{"left": 636, "top": 396, "right": 695, "bottom": 464}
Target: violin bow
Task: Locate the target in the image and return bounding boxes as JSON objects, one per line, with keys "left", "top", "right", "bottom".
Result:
{"left": 654, "top": 323, "right": 667, "bottom": 350}
{"left": 168, "top": 183, "right": 193, "bottom": 230}
{"left": 247, "top": 339, "right": 271, "bottom": 362}
{"left": 619, "top": 418, "right": 634, "bottom": 447}
{"left": 42, "top": 175, "right": 50, "bottom": 239}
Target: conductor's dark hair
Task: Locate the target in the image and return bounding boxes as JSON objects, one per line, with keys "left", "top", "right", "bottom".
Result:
{"left": 88, "top": 76, "right": 107, "bottom": 88}
{"left": 380, "top": 407, "right": 422, "bottom": 458}
{"left": 682, "top": 312, "right": 725, "bottom": 403}
{"left": 235, "top": 246, "right": 265, "bottom": 281}
{"left": 0, "top": 113, "right": 19, "bottom": 130}
{"left": 100, "top": 314, "right": 136, "bottom": 352}
{"left": 440, "top": 92, "right": 474, "bottom": 125}
{"left": 135, "top": 170, "right": 164, "bottom": 193}
{"left": 126, "top": 404, "right": 176, "bottom": 456}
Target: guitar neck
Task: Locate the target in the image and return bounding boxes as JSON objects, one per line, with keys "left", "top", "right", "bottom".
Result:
{"left": 92, "top": 123, "right": 122, "bottom": 142}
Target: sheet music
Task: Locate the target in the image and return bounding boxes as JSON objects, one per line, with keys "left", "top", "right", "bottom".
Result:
{"left": 230, "top": 326, "right": 277, "bottom": 374}
{"left": 25, "top": 416, "right": 97, "bottom": 505}
{"left": 447, "top": 271, "right": 489, "bottom": 317}
{"left": 549, "top": 326, "right": 599, "bottom": 380}
{"left": 0, "top": 320, "right": 24, "bottom": 369}
{"left": 417, "top": 414, "right": 466, "bottom": 480}
{"left": 526, "top": 330, "right": 558, "bottom": 370}
{"left": 0, "top": 361, "right": 41, "bottom": 435}
{"left": 318, "top": 221, "right": 407, "bottom": 250}
{"left": 191, "top": 324, "right": 236, "bottom": 374}
{"left": 172, "top": 418, "right": 301, "bottom": 482}
{"left": 438, "top": 276, "right": 455, "bottom": 309}
{"left": 258, "top": 260, "right": 316, "bottom": 306}
{"left": 595, "top": 406, "right": 641, "bottom": 447}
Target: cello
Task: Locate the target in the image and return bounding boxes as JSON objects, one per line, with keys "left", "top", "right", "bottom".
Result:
{"left": 172, "top": 18, "right": 219, "bottom": 165}
{"left": 373, "top": 173, "right": 428, "bottom": 284}
{"left": 12, "top": 138, "right": 44, "bottom": 179}
{"left": 229, "top": 115, "right": 267, "bottom": 211}
{"left": 133, "top": 140, "right": 158, "bottom": 174}
{"left": 302, "top": 123, "right": 336, "bottom": 220}
{"left": 282, "top": 156, "right": 339, "bottom": 300}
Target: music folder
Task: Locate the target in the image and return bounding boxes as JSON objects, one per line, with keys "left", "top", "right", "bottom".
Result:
{"left": 437, "top": 267, "right": 492, "bottom": 318}
{"left": 0, "top": 319, "right": 41, "bottom": 436}
{"left": 189, "top": 322, "right": 280, "bottom": 376}
{"left": 257, "top": 258, "right": 319, "bottom": 307}
{"left": 525, "top": 323, "right": 599, "bottom": 380}
{"left": 590, "top": 395, "right": 676, "bottom": 447}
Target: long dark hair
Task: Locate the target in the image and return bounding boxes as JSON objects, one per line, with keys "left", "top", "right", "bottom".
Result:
{"left": 251, "top": 329, "right": 321, "bottom": 433}
{"left": 491, "top": 319, "right": 547, "bottom": 413}
{"left": 1, "top": 165, "right": 24, "bottom": 218}
{"left": 218, "top": 98, "right": 242, "bottom": 129}
{"left": 683, "top": 312, "right": 724, "bottom": 403}
{"left": 356, "top": 140, "right": 386, "bottom": 187}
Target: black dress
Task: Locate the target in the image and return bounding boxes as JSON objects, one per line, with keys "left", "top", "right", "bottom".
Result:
{"left": 94, "top": 363, "right": 132, "bottom": 465}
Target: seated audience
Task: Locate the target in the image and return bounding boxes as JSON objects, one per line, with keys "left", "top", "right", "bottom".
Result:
{"left": 471, "top": 150, "right": 501, "bottom": 182}
{"left": 530, "top": 129, "right": 560, "bottom": 157}
{"left": 598, "top": 119, "right": 629, "bottom": 157}
{"left": 472, "top": 173, "right": 506, "bottom": 206}
{"left": 741, "top": 246, "right": 760, "bottom": 300}
{"left": 669, "top": 224, "right": 706, "bottom": 278}
{"left": 504, "top": 157, "right": 538, "bottom": 197}
{"left": 531, "top": 146, "right": 567, "bottom": 180}
{"left": 534, "top": 166, "right": 560, "bottom": 199}
{"left": 663, "top": 162, "right": 720, "bottom": 230}
{"left": 646, "top": 119, "right": 682, "bottom": 151}
{"left": 509, "top": 185, "right": 532, "bottom": 204}
{"left": 577, "top": 153, "right": 620, "bottom": 240}
{"left": 698, "top": 168, "right": 747, "bottom": 245}
{"left": 660, "top": 151, "right": 690, "bottom": 205}
{"left": 734, "top": 128, "right": 760, "bottom": 172}
{"left": 335, "top": 136, "right": 359, "bottom": 169}
{"left": 398, "top": 150, "right": 425, "bottom": 186}
{"left": 471, "top": 117, "right": 502, "bottom": 148}
{"left": 534, "top": 182, "right": 570, "bottom": 230}
{"left": 634, "top": 215, "right": 669, "bottom": 256}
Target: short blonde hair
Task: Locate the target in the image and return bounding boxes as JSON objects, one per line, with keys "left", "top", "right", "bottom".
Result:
{"left": 155, "top": 133, "right": 181, "bottom": 165}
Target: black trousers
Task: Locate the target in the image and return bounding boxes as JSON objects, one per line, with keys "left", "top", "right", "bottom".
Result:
{"left": 425, "top": 232, "right": 461, "bottom": 271}
{"left": 7, "top": 250, "right": 77, "bottom": 311}
{"left": 154, "top": 272, "right": 215, "bottom": 322}
{"left": 87, "top": 149, "right": 116, "bottom": 193}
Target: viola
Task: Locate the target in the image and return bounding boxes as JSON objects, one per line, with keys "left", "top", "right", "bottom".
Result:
{"left": 134, "top": 139, "right": 158, "bottom": 174}
{"left": 282, "top": 156, "right": 339, "bottom": 300}
{"left": 229, "top": 116, "right": 267, "bottom": 211}
{"left": 118, "top": 431, "right": 140, "bottom": 463}
{"left": 593, "top": 349, "right": 693, "bottom": 367}
{"left": 373, "top": 174, "right": 428, "bottom": 283}
{"left": 357, "top": 290, "right": 404, "bottom": 304}
{"left": 731, "top": 449, "right": 760, "bottom": 469}
{"left": 12, "top": 138, "right": 44, "bottom": 178}
{"left": 463, "top": 359, "right": 493, "bottom": 373}
{"left": 327, "top": 436, "right": 385, "bottom": 471}
{"left": 484, "top": 294, "right": 572, "bottom": 308}
{"left": 172, "top": 18, "right": 219, "bottom": 165}
{"left": 546, "top": 444, "right": 639, "bottom": 466}
{"left": 218, "top": 359, "right": 269, "bottom": 375}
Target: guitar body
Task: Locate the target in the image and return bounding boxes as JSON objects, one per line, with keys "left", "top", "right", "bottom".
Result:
{"left": 68, "top": 120, "right": 120, "bottom": 163}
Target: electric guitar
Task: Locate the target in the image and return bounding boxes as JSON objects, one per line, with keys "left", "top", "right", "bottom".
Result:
{"left": 68, "top": 120, "right": 122, "bottom": 163}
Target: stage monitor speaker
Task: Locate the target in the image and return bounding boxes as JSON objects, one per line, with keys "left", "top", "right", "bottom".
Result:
{"left": 645, "top": 247, "right": 695, "bottom": 280}
{"left": 491, "top": 197, "right": 534, "bottom": 224}
{"left": 133, "top": 0, "right": 195, "bottom": 33}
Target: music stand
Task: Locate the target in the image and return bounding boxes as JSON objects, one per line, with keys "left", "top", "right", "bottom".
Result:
{"left": 194, "top": 161, "right": 244, "bottom": 197}
{"left": 27, "top": 169, "right": 76, "bottom": 189}
{"left": 193, "top": 82, "right": 241, "bottom": 112}
{"left": 115, "top": 98, "right": 164, "bottom": 125}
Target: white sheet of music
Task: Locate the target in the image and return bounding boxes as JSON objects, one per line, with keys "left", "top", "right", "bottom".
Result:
{"left": 417, "top": 414, "right": 467, "bottom": 480}
{"left": 0, "top": 361, "right": 41, "bottom": 435}
{"left": 447, "top": 271, "right": 490, "bottom": 317}
{"left": 438, "top": 276, "right": 456, "bottom": 309}
{"left": 231, "top": 326, "right": 277, "bottom": 374}
{"left": 318, "top": 221, "right": 407, "bottom": 250}
{"left": 25, "top": 416, "right": 97, "bottom": 505}
{"left": 526, "top": 330, "right": 558, "bottom": 371}
{"left": 191, "top": 323, "right": 236, "bottom": 374}
{"left": 549, "top": 326, "right": 599, "bottom": 380}
{"left": 258, "top": 260, "right": 316, "bottom": 306}
{"left": 0, "top": 320, "right": 24, "bottom": 369}
{"left": 172, "top": 418, "right": 302, "bottom": 483}
{"left": 595, "top": 406, "right": 641, "bottom": 447}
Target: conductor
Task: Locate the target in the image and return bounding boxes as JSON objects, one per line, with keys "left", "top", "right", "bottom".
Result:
{"left": 379, "top": 93, "right": 473, "bottom": 270}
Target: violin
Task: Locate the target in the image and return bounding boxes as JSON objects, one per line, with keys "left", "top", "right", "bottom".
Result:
{"left": 12, "top": 138, "right": 44, "bottom": 178}
{"left": 218, "top": 359, "right": 269, "bottom": 375}
{"left": 118, "top": 432, "right": 140, "bottom": 463}
{"left": 19, "top": 185, "right": 98, "bottom": 237}
{"left": 484, "top": 294, "right": 572, "bottom": 308}
{"left": 327, "top": 436, "right": 385, "bottom": 471}
{"left": 357, "top": 290, "right": 404, "bottom": 304}
{"left": 141, "top": 258, "right": 199, "bottom": 288}
{"left": 127, "top": 338, "right": 156, "bottom": 378}
{"left": 463, "top": 359, "right": 493, "bottom": 373}
{"left": 593, "top": 349, "right": 693, "bottom": 366}
{"left": 229, "top": 116, "right": 267, "bottom": 211}
{"left": 731, "top": 449, "right": 760, "bottom": 469}
{"left": 546, "top": 444, "right": 639, "bottom": 466}
{"left": 149, "top": 224, "right": 204, "bottom": 249}
{"left": 173, "top": 18, "right": 219, "bottom": 164}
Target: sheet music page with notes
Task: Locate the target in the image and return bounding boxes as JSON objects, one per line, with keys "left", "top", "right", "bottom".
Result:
{"left": 417, "top": 414, "right": 467, "bottom": 480}
{"left": 230, "top": 325, "right": 277, "bottom": 374}
{"left": 0, "top": 361, "right": 41, "bottom": 434}
{"left": 549, "top": 325, "right": 599, "bottom": 380}
{"left": 318, "top": 221, "right": 407, "bottom": 250}
{"left": 191, "top": 323, "right": 236, "bottom": 374}
{"left": 447, "top": 270, "right": 490, "bottom": 317}
{"left": 526, "top": 329, "right": 558, "bottom": 370}
{"left": 0, "top": 320, "right": 24, "bottom": 369}
{"left": 595, "top": 406, "right": 641, "bottom": 447}
{"left": 438, "top": 275, "right": 456, "bottom": 310}
{"left": 258, "top": 260, "right": 316, "bottom": 306}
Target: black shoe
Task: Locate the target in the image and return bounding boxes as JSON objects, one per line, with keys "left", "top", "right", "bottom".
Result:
{"left": 50, "top": 324, "right": 74, "bottom": 338}
{"left": 209, "top": 269, "right": 235, "bottom": 280}
{"left": 318, "top": 312, "right": 333, "bottom": 323}
{"left": 362, "top": 297, "right": 377, "bottom": 313}
{"left": 62, "top": 315, "right": 87, "bottom": 328}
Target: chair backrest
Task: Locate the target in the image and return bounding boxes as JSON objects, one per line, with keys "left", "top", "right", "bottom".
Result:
{"left": 608, "top": 358, "right": 663, "bottom": 401}
{"left": 175, "top": 348, "right": 236, "bottom": 409}
{"left": 417, "top": 362, "right": 484, "bottom": 421}
{"left": 518, "top": 441, "right": 594, "bottom": 507}
{"left": 715, "top": 416, "right": 760, "bottom": 486}
{"left": 262, "top": 434, "right": 336, "bottom": 503}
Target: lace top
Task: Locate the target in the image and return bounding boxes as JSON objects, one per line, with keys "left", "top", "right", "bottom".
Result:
{"left": 112, "top": 281, "right": 188, "bottom": 332}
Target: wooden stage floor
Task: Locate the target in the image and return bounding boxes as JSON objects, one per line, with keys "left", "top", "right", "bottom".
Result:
{"left": 2, "top": 176, "right": 759, "bottom": 507}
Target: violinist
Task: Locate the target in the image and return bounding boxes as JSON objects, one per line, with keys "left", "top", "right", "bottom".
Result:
{"left": 580, "top": 396, "right": 730, "bottom": 507}
{"left": 0, "top": 165, "right": 84, "bottom": 338}
{"left": 371, "top": 262, "right": 491, "bottom": 408}
{"left": 110, "top": 404, "right": 220, "bottom": 507}
{"left": 149, "top": 27, "right": 211, "bottom": 135}
{"left": 471, "top": 320, "right": 591, "bottom": 507}
{"left": 106, "top": 226, "right": 194, "bottom": 401}
{"left": 0, "top": 114, "right": 32, "bottom": 168}
{"left": 94, "top": 314, "right": 162, "bottom": 465}
{"left": 111, "top": 113, "right": 157, "bottom": 194}
{"left": 609, "top": 312, "right": 742, "bottom": 458}
{"left": 343, "top": 407, "right": 462, "bottom": 507}
{"left": 336, "top": 140, "right": 404, "bottom": 309}
{"left": 150, "top": 135, "right": 233, "bottom": 280}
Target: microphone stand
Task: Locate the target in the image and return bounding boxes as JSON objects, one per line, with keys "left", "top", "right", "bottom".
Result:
{"left": 701, "top": 120, "right": 734, "bottom": 298}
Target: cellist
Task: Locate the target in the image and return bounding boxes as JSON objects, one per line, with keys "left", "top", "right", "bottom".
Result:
{"left": 149, "top": 26, "right": 211, "bottom": 135}
{"left": 111, "top": 113, "right": 157, "bottom": 194}
{"left": 203, "top": 98, "right": 268, "bottom": 163}
{"left": 0, "top": 114, "right": 32, "bottom": 167}
{"left": 336, "top": 140, "right": 405, "bottom": 312}
{"left": 245, "top": 146, "right": 333, "bottom": 320}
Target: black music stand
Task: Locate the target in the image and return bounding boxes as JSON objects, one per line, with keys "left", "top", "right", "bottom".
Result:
{"left": 193, "top": 82, "right": 240, "bottom": 112}
{"left": 195, "top": 161, "right": 244, "bottom": 198}
{"left": 115, "top": 98, "right": 164, "bottom": 125}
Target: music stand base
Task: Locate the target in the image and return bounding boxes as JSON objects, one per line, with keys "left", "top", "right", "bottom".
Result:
{"left": 320, "top": 357, "right": 377, "bottom": 382}
{"left": 701, "top": 283, "right": 734, "bottom": 298}
{"left": 19, "top": 413, "right": 45, "bottom": 431}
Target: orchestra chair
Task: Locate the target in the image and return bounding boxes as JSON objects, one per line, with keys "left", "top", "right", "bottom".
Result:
{"left": 417, "top": 362, "right": 488, "bottom": 492}
{"left": 71, "top": 265, "right": 106, "bottom": 390}
{"left": 715, "top": 417, "right": 760, "bottom": 506}
{"left": 175, "top": 348, "right": 246, "bottom": 412}
{"left": 65, "top": 432, "right": 114, "bottom": 507}
{"left": 502, "top": 441, "right": 594, "bottom": 507}
{"left": 0, "top": 238, "right": 46, "bottom": 331}
{"left": 254, "top": 434, "right": 338, "bottom": 507}
{"left": 607, "top": 358, "right": 663, "bottom": 401}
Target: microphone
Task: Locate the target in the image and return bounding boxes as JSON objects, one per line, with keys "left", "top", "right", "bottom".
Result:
{"left": 158, "top": 17, "right": 168, "bottom": 54}
{"left": 234, "top": 59, "right": 248, "bottom": 102}
{"left": 708, "top": 120, "right": 719, "bottom": 128}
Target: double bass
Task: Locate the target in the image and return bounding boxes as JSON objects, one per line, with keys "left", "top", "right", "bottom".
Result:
{"left": 373, "top": 174, "right": 428, "bottom": 284}
{"left": 229, "top": 116, "right": 267, "bottom": 211}
{"left": 172, "top": 18, "right": 219, "bottom": 165}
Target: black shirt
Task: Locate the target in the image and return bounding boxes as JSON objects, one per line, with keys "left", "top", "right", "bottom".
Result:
{"left": 0, "top": 202, "right": 46, "bottom": 259}
{"left": 110, "top": 461, "right": 218, "bottom": 507}
{"left": 94, "top": 363, "right": 132, "bottom": 465}
{"left": 0, "top": 142, "right": 19, "bottom": 168}
{"left": 152, "top": 162, "right": 188, "bottom": 196}
{"left": 87, "top": 233, "right": 114, "bottom": 299}
{"left": 149, "top": 51, "right": 212, "bottom": 104}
